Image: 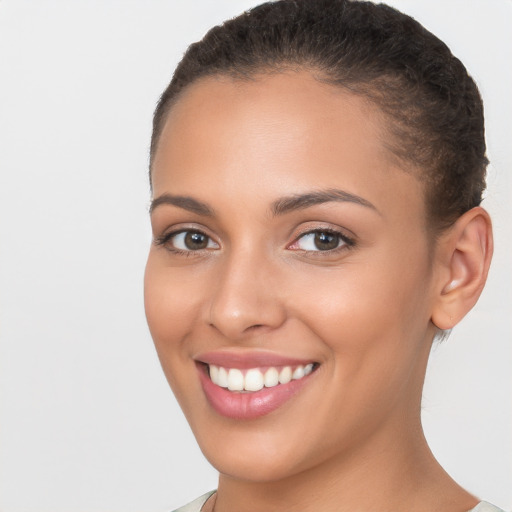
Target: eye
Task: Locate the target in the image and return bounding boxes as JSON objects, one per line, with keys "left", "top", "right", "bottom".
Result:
{"left": 289, "top": 230, "right": 353, "bottom": 252}
{"left": 157, "top": 230, "right": 219, "bottom": 252}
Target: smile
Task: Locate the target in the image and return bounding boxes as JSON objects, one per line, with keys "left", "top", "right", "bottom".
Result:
{"left": 196, "top": 355, "right": 319, "bottom": 419}
{"left": 208, "top": 363, "right": 315, "bottom": 392}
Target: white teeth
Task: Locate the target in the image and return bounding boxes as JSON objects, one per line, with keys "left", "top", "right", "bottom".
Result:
{"left": 264, "top": 367, "right": 279, "bottom": 387}
{"left": 208, "top": 363, "right": 315, "bottom": 392}
{"left": 292, "top": 365, "right": 305, "bottom": 380}
{"left": 278, "top": 366, "right": 292, "bottom": 384}
{"left": 217, "top": 366, "right": 228, "bottom": 388}
{"left": 244, "top": 369, "right": 264, "bottom": 391}
{"left": 227, "top": 369, "right": 244, "bottom": 391}
{"left": 209, "top": 365, "right": 219, "bottom": 383}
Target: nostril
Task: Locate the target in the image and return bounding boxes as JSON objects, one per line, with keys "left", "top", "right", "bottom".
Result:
{"left": 246, "top": 324, "right": 265, "bottom": 332}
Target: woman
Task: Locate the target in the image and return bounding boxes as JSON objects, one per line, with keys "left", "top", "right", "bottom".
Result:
{"left": 144, "top": 1, "right": 501, "bottom": 510}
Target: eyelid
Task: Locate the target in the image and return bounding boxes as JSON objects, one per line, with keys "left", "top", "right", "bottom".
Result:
{"left": 153, "top": 223, "right": 355, "bottom": 255}
{"left": 173, "top": 231, "right": 219, "bottom": 250}
{"left": 287, "top": 226, "right": 356, "bottom": 252}
{"left": 154, "top": 225, "right": 220, "bottom": 253}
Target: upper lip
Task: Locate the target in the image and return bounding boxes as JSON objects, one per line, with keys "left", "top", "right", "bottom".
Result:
{"left": 195, "top": 350, "right": 317, "bottom": 369}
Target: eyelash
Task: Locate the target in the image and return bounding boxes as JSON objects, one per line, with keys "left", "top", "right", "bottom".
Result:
{"left": 154, "top": 229, "right": 218, "bottom": 257}
{"left": 289, "top": 228, "right": 355, "bottom": 254}
{"left": 154, "top": 227, "right": 356, "bottom": 256}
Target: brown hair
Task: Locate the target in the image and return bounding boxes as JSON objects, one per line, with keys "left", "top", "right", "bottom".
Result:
{"left": 150, "top": 0, "right": 488, "bottom": 231}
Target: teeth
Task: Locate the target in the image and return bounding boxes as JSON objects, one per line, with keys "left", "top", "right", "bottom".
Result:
{"left": 227, "top": 369, "right": 244, "bottom": 391}
{"left": 209, "top": 365, "right": 219, "bottom": 383}
{"left": 217, "top": 367, "right": 228, "bottom": 388}
{"left": 244, "top": 369, "right": 264, "bottom": 391}
{"left": 208, "top": 363, "right": 315, "bottom": 392}
{"left": 278, "top": 366, "right": 292, "bottom": 384}
{"left": 264, "top": 367, "right": 279, "bottom": 387}
{"left": 292, "top": 365, "right": 305, "bottom": 380}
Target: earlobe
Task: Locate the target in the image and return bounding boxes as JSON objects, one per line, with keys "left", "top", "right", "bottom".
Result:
{"left": 431, "top": 207, "right": 493, "bottom": 330}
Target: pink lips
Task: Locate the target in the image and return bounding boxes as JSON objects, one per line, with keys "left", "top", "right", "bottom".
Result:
{"left": 196, "top": 351, "right": 317, "bottom": 420}
{"left": 197, "top": 351, "right": 314, "bottom": 369}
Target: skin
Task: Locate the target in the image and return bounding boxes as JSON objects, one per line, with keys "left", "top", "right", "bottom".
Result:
{"left": 145, "top": 71, "right": 491, "bottom": 512}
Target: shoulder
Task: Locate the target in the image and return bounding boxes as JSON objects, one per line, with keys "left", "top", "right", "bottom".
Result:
{"left": 468, "top": 502, "right": 507, "bottom": 512}
{"left": 171, "top": 491, "right": 216, "bottom": 512}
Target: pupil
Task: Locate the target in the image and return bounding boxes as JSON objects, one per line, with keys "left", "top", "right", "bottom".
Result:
{"left": 185, "top": 232, "right": 208, "bottom": 250}
{"left": 314, "top": 232, "right": 338, "bottom": 250}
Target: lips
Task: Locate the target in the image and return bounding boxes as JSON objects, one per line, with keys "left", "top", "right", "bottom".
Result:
{"left": 195, "top": 352, "right": 318, "bottom": 419}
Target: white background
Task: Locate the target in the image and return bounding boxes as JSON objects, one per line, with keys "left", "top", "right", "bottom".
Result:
{"left": 0, "top": 1, "right": 510, "bottom": 511}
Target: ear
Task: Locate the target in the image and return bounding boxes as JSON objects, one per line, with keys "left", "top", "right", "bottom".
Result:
{"left": 431, "top": 207, "right": 493, "bottom": 330}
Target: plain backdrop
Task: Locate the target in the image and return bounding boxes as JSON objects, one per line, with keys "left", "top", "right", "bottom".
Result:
{"left": 0, "top": 1, "right": 510, "bottom": 511}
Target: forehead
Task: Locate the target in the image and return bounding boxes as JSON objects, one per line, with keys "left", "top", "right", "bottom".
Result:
{"left": 155, "top": 72, "right": 388, "bottom": 174}
{"left": 152, "top": 71, "right": 426, "bottom": 227}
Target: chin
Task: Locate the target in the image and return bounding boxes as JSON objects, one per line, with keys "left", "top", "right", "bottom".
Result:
{"left": 205, "top": 446, "right": 303, "bottom": 483}
{"left": 190, "top": 413, "right": 328, "bottom": 484}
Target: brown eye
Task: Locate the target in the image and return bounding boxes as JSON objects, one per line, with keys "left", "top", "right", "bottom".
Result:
{"left": 313, "top": 232, "right": 340, "bottom": 251}
{"left": 163, "top": 230, "right": 219, "bottom": 252}
{"left": 291, "top": 230, "right": 345, "bottom": 251}
{"left": 184, "top": 231, "right": 209, "bottom": 250}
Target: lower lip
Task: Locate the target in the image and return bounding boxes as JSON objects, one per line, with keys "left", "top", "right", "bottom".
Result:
{"left": 197, "top": 365, "right": 315, "bottom": 420}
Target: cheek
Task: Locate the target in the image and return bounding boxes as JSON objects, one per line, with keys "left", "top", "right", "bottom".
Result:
{"left": 144, "top": 254, "right": 211, "bottom": 417}
{"left": 144, "top": 254, "right": 206, "bottom": 366}
{"left": 289, "top": 246, "right": 433, "bottom": 379}
{"left": 280, "top": 259, "right": 432, "bottom": 453}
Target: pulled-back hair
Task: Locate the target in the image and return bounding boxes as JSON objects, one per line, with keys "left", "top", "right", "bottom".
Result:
{"left": 150, "top": 0, "right": 488, "bottom": 232}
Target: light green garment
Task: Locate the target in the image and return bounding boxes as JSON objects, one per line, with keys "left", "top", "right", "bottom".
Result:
{"left": 172, "top": 492, "right": 506, "bottom": 512}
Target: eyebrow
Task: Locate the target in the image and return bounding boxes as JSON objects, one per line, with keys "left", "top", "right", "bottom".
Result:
{"left": 150, "top": 194, "right": 214, "bottom": 216}
{"left": 150, "top": 188, "right": 379, "bottom": 217}
{"left": 271, "top": 188, "right": 380, "bottom": 216}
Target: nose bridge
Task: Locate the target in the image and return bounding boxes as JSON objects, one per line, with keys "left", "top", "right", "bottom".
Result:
{"left": 208, "top": 243, "right": 285, "bottom": 339}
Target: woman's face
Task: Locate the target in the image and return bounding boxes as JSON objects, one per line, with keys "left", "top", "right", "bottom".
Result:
{"left": 145, "top": 72, "right": 439, "bottom": 482}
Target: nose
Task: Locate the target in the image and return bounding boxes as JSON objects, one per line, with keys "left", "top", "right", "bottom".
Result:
{"left": 207, "top": 250, "right": 287, "bottom": 341}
